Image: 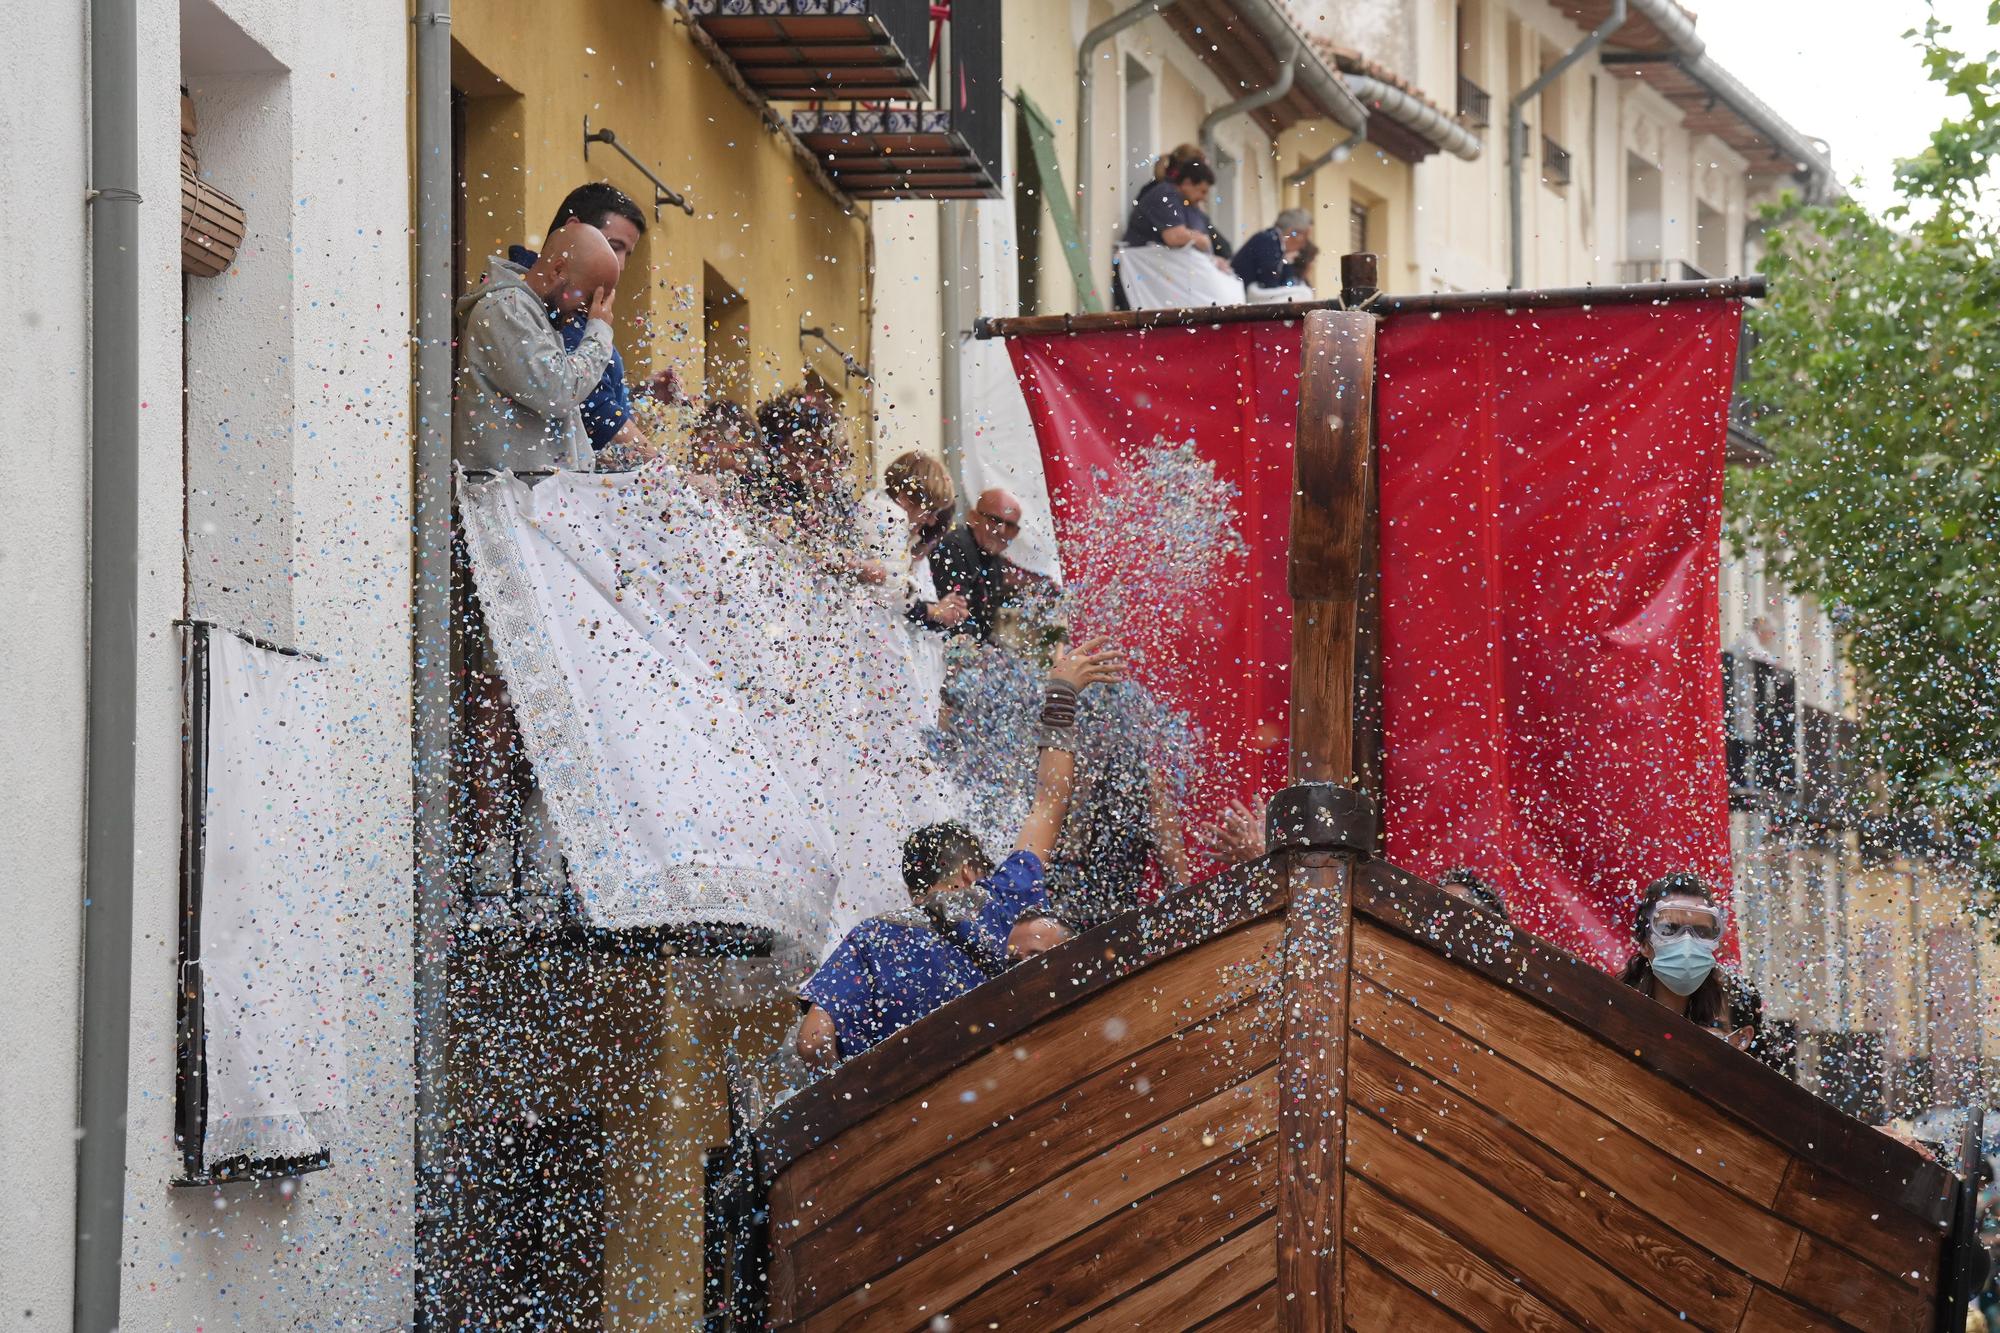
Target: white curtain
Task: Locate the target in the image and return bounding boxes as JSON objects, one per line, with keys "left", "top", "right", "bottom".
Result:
{"left": 956, "top": 198, "right": 1063, "bottom": 580}
{"left": 199, "top": 631, "right": 345, "bottom": 1169}
{"left": 458, "top": 467, "right": 957, "bottom": 965}
{"left": 1114, "top": 243, "right": 1248, "bottom": 312}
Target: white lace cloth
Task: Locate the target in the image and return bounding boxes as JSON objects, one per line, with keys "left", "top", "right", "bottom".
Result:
{"left": 1116, "top": 242, "right": 1248, "bottom": 311}
{"left": 459, "top": 467, "right": 958, "bottom": 963}
{"left": 199, "top": 631, "right": 345, "bottom": 1168}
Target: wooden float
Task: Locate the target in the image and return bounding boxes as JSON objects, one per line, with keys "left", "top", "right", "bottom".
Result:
{"left": 736, "top": 263, "right": 1984, "bottom": 1332}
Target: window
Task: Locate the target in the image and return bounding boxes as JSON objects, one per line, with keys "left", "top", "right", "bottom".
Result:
{"left": 1013, "top": 103, "right": 1043, "bottom": 314}
{"left": 1349, "top": 201, "right": 1370, "bottom": 256}
{"left": 1123, "top": 56, "right": 1156, "bottom": 211}
{"left": 1455, "top": 3, "right": 1491, "bottom": 126}
{"left": 1624, "top": 151, "right": 1663, "bottom": 264}
{"left": 1213, "top": 146, "right": 1239, "bottom": 244}
{"left": 1538, "top": 47, "right": 1568, "bottom": 189}
{"left": 703, "top": 265, "right": 750, "bottom": 404}
{"left": 1696, "top": 200, "right": 1727, "bottom": 277}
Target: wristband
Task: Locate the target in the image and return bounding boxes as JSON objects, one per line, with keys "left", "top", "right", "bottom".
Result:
{"left": 1039, "top": 678, "right": 1079, "bottom": 729}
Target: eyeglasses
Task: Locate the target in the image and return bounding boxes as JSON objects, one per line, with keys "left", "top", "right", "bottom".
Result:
{"left": 973, "top": 510, "right": 1021, "bottom": 535}
{"left": 1650, "top": 906, "right": 1722, "bottom": 942}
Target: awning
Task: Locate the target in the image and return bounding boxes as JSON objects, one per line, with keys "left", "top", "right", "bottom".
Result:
{"left": 1156, "top": 0, "right": 1368, "bottom": 137}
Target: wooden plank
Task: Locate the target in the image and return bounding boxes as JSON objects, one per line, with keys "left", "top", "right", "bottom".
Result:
{"left": 1349, "top": 1034, "right": 1755, "bottom": 1326}
{"left": 770, "top": 916, "right": 1281, "bottom": 1239}
{"left": 1276, "top": 849, "right": 1357, "bottom": 1333}
{"left": 791, "top": 1068, "right": 1279, "bottom": 1332}
{"left": 1347, "top": 1172, "right": 1578, "bottom": 1332}
{"left": 783, "top": 997, "right": 1279, "bottom": 1321}
{"left": 1774, "top": 1157, "right": 1942, "bottom": 1286}
{"left": 1352, "top": 921, "right": 1791, "bottom": 1204}
{"left": 1348, "top": 972, "right": 1801, "bottom": 1284}
{"left": 1286, "top": 308, "right": 1374, "bottom": 784}
{"left": 1781, "top": 1233, "right": 1933, "bottom": 1333}
{"left": 1736, "top": 1285, "right": 1848, "bottom": 1333}
{"left": 1356, "top": 861, "right": 1956, "bottom": 1225}
{"left": 1344, "top": 1247, "right": 1470, "bottom": 1332}
{"left": 759, "top": 857, "right": 1288, "bottom": 1179}
{"left": 1347, "top": 1111, "right": 1691, "bottom": 1332}
{"left": 1066, "top": 1216, "right": 1277, "bottom": 1332}
{"left": 1193, "top": 1285, "right": 1285, "bottom": 1333}
{"left": 943, "top": 1137, "right": 1278, "bottom": 1331}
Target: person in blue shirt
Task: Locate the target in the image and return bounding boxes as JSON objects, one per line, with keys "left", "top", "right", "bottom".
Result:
{"left": 795, "top": 638, "right": 1127, "bottom": 1065}
{"left": 1114, "top": 160, "right": 1235, "bottom": 310}
{"left": 1232, "top": 208, "right": 1314, "bottom": 291}
{"left": 506, "top": 183, "right": 665, "bottom": 461}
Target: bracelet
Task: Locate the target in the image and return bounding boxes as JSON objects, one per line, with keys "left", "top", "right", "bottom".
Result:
{"left": 1039, "top": 678, "right": 1079, "bottom": 730}
{"left": 1035, "top": 723, "right": 1079, "bottom": 753}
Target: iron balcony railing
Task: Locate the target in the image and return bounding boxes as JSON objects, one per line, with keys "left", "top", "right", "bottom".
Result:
{"left": 1542, "top": 135, "right": 1572, "bottom": 187}
{"left": 1457, "top": 73, "right": 1491, "bottom": 128}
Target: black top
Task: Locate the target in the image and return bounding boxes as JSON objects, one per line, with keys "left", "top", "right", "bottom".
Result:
{"left": 927, "top": 523, "right": 1010, "bottom": 642}
{"left": 1122, "top": 179, "right": 1207, "bottom": 248}
{"left": 1231, "top": 226, "right": 1298, "bottom": 288}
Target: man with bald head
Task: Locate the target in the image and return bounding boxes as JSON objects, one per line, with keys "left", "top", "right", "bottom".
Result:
{"left": 928, "top": 487, "right": 1037, "bottom": 642}
{"left": 454, "top": 219, "right": 622, "bottom": 472}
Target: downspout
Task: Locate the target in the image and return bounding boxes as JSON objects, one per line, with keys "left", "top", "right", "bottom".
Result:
{"left": 410, "top": 0, "right": 453, "bottom": 1325}
{"left": 1284, "top": 129, "right": 1364, "bottom": 187}
{"left": 75, "top": 0, "right": 140, "bottom": 1325}
{"left": 1076, "top": 0, "right": 1180, "bottom": 303}
{"left": 938, "top": 201, "right": 965, "bottom": 488}
{"left": 1198, "top": 43, "right": 1296, "bottom": 163}
{"left": 1508, "top": 0, "right": 1624, "bottom": 288}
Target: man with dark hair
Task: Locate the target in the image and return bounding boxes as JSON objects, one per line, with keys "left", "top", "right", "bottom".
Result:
{"left": 795, "top": 639, "right": 1126, "bottom": 1066}
{"left": 506, "top": 183, "right": 659, "bottom": 459}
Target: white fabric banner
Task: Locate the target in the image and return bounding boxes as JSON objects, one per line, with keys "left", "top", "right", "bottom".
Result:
{"left": 458, "top": 468, "right": 957, "bottom": 964}
{"left": 199, "top": 631, "right": 345, "bottom": 1168}
{"left": 1114, "top": 243, "right": 1248, "bottom": 312}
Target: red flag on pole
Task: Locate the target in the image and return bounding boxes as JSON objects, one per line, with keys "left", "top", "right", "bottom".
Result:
{"left": 1009, "top": 297, "right": 1740, "bottom": 969}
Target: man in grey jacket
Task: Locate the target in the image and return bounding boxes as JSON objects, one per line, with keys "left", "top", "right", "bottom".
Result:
{"left": 454, "top": 221, "right": 622, "bottom": 473}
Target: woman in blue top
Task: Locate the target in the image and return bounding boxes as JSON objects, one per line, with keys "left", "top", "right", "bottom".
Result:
{"left": 1114, "top": 160, "right": 1234, "bottom": 310}
{"left": 796, "top": 638, "right": 1126, "bottom": 1065}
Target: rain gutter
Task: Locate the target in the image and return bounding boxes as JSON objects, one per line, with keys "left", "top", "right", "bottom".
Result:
{"left": 1343, "top": 72, "right": 1482, "bottom": 161}
{"left": 1198, "top": 42, "right": 1297, "bottom": 162}
{"left": 1508, "top": 0, "right": 1625, "bottom": 287}
{"left": 75, "top": 0, "right": 140, "bottom": 1319}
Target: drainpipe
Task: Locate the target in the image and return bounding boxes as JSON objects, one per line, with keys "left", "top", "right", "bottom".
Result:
{"left": 1076, "top": 0, "right": 1180, "bottom": 302}
{"left": 1284, "top": 128, "right": 1364, "bottom": 187}
{"left": 1198, "top": 43, "right": 1296, "bottom": 163}
{"left": 410, "top": 0, "right": 453, "bottom": 1325}
{"left": 1508, "top": 0, "right": 1624, "bottom": 288}
{"left": 937, "top": 201, "right": 965, "bottom": 489}
{"left": 75, "top": 0, "right": 140, "bottom": 1325}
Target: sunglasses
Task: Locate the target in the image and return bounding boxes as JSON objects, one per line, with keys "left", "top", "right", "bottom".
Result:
{"left": 973, "top": 510, "right": 1021, "bottom": 534}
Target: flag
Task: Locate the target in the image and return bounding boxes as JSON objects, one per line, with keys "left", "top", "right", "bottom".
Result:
{"left": 1009, "top": 298, "right": 1741, "bottom": 968}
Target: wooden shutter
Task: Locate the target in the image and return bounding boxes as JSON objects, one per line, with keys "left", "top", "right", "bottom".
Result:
{"left": 180, "top": 91, "right": 246, "bottom": 278}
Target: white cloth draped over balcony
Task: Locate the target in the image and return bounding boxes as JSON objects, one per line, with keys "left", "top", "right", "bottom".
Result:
{"left": 1114, "top": 242, "right": 1248, "bottom": 312}
{"left": 458, "top": 467, "right": 959, "bottom": 964}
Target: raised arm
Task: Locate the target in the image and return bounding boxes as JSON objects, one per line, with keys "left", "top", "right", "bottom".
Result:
{"left": 1014, "top": 637, "right": 1125, "bottom": 863}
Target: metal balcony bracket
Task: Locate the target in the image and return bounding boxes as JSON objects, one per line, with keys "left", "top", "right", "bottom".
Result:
{"left": 583, "top": 117, "right": 697, "bottom": 218}
{"left": 800, "top": 321, "right": 869, "bottom": 383}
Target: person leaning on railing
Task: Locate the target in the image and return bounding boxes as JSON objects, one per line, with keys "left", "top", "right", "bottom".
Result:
{"left": 1619, "top": 873, "right": 1762, "bottom": 1051}
{"left": 794, "top": 638, "right": 1127, "bottom": 1068}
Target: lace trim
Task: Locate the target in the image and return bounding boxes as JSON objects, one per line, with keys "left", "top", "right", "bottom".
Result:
{"left": 458, "top": 471, "right": 795, "bottom": 935}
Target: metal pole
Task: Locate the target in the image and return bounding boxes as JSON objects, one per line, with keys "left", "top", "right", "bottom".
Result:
{"left": 74, "top": 0, "right": 141, "bottom": 1323}
{"left": 410, "top": 1, "right": 454, "bottom": 1325}
{"left": 938, "top": 200, "right": 966, "bottom": 488}
{"left": 1507, "top": 0, "right": 1623, "bottom": 288}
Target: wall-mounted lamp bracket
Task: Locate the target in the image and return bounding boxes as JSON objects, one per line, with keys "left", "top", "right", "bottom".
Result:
{"left": 800, "top": 321, "right": 869, "bottom": 383}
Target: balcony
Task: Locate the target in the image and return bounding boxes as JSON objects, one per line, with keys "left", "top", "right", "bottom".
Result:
{"left": 688, "top": 0, "right": 932, "bottom": 102}
{"left": 1616, "top": 258, "right": 1711, "bottom": 283}
{"left": 1542, "top": 135, "right": 1572, "bottom": 188}
{"left": 789, "top": 3, "right": 1001, "bottom": 199}
{"left": 1457, "top": 73, "right": 1491, "bottom": 129}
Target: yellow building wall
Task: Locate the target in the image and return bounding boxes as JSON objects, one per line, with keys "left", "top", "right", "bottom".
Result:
{"left": 453, "top": 0, "right": 876, "bottom": 459}
{"left": 446, "top": 4, "right": 871, "bottom": 1325}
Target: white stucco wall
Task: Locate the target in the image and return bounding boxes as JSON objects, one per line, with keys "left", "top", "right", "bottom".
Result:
{"left": 0, "top": 3, "right": 91, "bottom": 1322}
{"left": 0, "top": 0, "right": 414, "bottom": 1327}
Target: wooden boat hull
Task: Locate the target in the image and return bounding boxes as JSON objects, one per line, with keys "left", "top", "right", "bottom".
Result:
{"left": 751, "top": 831, "right": 1964, "bottom": 1332}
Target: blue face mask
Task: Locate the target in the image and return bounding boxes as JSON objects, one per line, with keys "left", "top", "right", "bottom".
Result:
{"left": 1650, "top": 933, "right": 1718, "bottom": 997}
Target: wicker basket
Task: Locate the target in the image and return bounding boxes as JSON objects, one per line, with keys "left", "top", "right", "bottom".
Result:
{"left": 180, "top": 92, "right": 245, "bottom": 278}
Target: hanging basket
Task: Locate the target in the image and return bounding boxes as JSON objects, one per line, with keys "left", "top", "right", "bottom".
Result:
{"left": 180, "top": 93, "right": 245, "bottom": 278}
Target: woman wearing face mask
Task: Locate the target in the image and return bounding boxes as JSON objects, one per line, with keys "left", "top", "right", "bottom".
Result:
{"left": 1619, "top": 873, "right": 1753, "bottom": 1048}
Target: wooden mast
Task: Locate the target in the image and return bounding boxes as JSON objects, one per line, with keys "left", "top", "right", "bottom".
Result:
{"left": 1271, "top": 254, "right": 1381, "bottom": 1332}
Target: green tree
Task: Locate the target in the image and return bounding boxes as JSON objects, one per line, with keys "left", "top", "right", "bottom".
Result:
{"left": 1731, "top": 3, "right": 2000, "bottom": 881}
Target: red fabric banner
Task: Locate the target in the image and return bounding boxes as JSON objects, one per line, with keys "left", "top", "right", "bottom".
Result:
{"left": 1009, "top": 300, "right": 1739, "bottom": 968}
